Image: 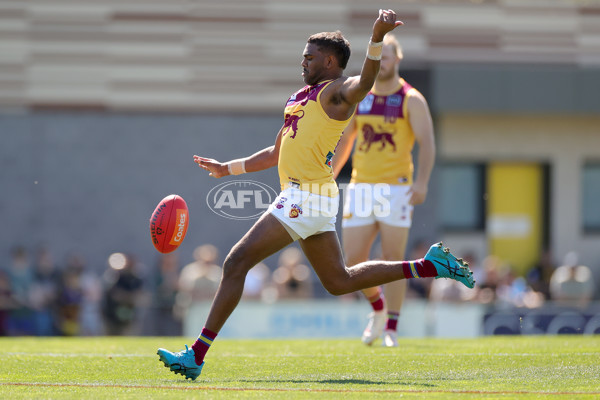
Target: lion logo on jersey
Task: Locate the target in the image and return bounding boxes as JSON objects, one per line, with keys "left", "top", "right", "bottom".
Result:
{"left": 358, "top": 124, "right": 396, "bottom": 152}
{"left": 282, "top": 109, "right": 305, "bottom": 139}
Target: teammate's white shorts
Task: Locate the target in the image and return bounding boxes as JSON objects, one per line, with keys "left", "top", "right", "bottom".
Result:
{"left": 341, "top": 182, "right": 413, "bottom": 228}
{"left": 267, "top": 187, "right": 338, "bottom": 241}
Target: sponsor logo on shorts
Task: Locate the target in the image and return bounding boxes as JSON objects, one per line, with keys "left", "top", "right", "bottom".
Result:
{"left": 275, "top": 197, "right": 287, "bottom": 209}
{"left": 289, "top": 204, "right": 303, "bottom": 218}
{"left": 206, "top": 180, "right": 278, "bottom": 220}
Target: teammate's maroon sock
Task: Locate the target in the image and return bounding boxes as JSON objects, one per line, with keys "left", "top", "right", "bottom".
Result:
{"left": 401, "top": 258, "right": 437, "bottom": 279}
{"left": 191, "top": 327, "right": 217, "bottom": 366}
{"left": 386, "top": 311, "right": 400, "bottom": 331}
{"left": 366, "top": 288, "right": 385, "bottom": 312}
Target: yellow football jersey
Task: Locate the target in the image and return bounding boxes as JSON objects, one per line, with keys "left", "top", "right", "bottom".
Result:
{"left": 350, "top": 79, "right": 418, "bottom": 185}
{"left": 278, "top": 80, "right": 353, "bottom": 197}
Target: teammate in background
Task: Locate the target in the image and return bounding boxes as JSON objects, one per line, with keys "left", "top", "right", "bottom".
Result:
{"left": 157, "top": 10, "right": 474, "bottom": 381}
{"left": 331, "top": 34, "right": 435, "bottom": 347}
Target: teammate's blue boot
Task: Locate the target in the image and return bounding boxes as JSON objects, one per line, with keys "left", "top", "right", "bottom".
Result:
{"left": 424, "top": 242, "right": 475, "bottom": 289}
{"left": 157, "top": 345, "right": 204, "bottom": 380}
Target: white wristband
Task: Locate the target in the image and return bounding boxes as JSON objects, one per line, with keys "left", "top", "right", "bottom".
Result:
{"left": 227, "top": 159, "right": 246, "bottom": 175}
{"left": 367, "top": 40, "right": 383, "bottom": 61}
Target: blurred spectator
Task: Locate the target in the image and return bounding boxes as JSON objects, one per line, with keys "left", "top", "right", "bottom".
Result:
{"left": 66, "top": 253, "right": 103, "bottom": 336}
{"left": 495, "top": 265, "right": 544, "bottom": 308}
{"left": 102, "top": 253, "right": 144, "bottom": 335}
{"left": 475, "top": 255, "right": 502, "bottom": 304}
{"left": 526, "top": 248, "right": 555, "bottom": 300}
{"left": 57, "top": 255, "right": 85, "bottom": 336}
{"left": 429, "top": 250, "right": 480, "bottom": 303}
{"left": 271, "top": 247, "right": 313, "bottom": 299}
{"left": 6, "top": 246, "right": 35, "bottom": 335}
{"left": 0, "top": 270, "right": 17, "bottom": 335}
{"left": 429, "top": 275, "right": 475, "bottom": 303}
{"left": 243, "top": 262, "right": 271, "bottom": 300}
{"left": 150, "top": 252, "right": 182, "bottom": 336}
{"left": 176, "top": 245, "right": 222, "bottom": 318}
{"left": 463, "top": 251, "right": 484, "bottom": 287}
{"left": 30, "top": 246, "right": 59, "bottom": 336}
{"left": 495, "top": 264, "right": 520, "bottom": 306}
{"left": 550, "top": 251, "right": 595, "bottom": 307}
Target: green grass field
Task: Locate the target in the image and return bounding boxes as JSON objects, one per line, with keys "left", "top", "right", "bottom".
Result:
{"left": 1, "top": 336, "right": 599, "bottom": 399}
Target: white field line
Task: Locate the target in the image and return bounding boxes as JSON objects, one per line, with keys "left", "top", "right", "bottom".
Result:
{"left": 1, "top": 382, "right": 600, "bottom": 395}
{"left": 2, "top": 352, "right": 599, "bottom": 358}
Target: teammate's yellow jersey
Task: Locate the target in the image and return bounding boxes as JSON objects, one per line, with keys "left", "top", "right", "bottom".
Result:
{"left": 350, "top": 79, "right": 418, "bottom": 185}
{"left": 278, "top": 80, "right": 353, "bottom": 197}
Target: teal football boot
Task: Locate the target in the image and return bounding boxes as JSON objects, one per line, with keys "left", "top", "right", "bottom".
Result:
{"left": 157, "top": 345, "right": 204, "bottom": 380}
{"left": 424, "top": 242, "right": 475, "bottom": 289}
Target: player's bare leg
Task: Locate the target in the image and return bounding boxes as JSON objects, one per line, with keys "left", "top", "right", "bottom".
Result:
{"left": 300, "top": 231, "right": 408, "bottom": 294}
{"left": 342, "top": 224, "right": 387, "bottom": 345}
{"left": 300, "top": 232, "right": 474, "bottom": 298}
{"left": 158, "top": 212, "right": 293, "bottom": 380}
{"left": 342, "top": 223, "right": 378, "bottom": 286}
{"left": 204, "top": 212, "right": 294, "bottom": 332}
{"left": 379, "top": 224, "right": 409, "bottom": 347}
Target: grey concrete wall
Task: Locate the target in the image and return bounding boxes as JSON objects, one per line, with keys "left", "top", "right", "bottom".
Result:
{"left": 433, "top": 65, "right": 600, "bottom": 114}
{"left": 0, "top": 112, "right": 284, "bottom": 272}
{"left": 0, "top": 112, "right": 442, "bottom": 284}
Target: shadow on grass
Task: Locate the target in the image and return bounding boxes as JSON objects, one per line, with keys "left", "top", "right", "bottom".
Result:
{"left": 238, "top": 378, "right": 436, "bottom": 387}
{"left": 158, "top": 378, "right": 438, "bottom": 392}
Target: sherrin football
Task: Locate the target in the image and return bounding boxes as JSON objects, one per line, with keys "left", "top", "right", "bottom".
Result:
{"left": 149, "top": 194, "right": 189, "bottom": 253}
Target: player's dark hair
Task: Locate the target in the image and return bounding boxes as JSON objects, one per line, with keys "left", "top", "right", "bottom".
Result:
{"left": 307, "top": 31, "right": 351, "bottom": 69}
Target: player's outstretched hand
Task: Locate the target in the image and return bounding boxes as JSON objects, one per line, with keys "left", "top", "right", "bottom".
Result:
{"left": 193, "top": 155, "right": 227, "bottom": 178}
{"left": 372, "top": 9, "right": 403, "bottom": 41}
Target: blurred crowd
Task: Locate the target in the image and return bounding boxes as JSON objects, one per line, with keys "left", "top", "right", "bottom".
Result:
{"left": 0, "top": 241, "right": 598, "bottom": 336}
{"left": 422, "top": 243, "right": 597, "bottom": 309}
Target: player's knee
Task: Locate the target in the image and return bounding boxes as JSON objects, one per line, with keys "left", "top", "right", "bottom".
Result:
{"left": 222, "top": 249, "right": 251, "bottom": 280}
{"left": 321, "top": 279, "right": 349, "bottom": 296}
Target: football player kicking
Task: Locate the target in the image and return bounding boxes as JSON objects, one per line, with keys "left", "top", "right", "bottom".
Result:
{"left": 157, "top": 9, "right": 474, "bottom": 380}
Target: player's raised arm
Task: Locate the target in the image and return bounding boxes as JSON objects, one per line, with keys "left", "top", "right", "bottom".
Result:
{"left": 340, "top": 10, "right": 403, "bottom": 106}
{"left": 193, "top": 125, "right": 285, "bottom": 178}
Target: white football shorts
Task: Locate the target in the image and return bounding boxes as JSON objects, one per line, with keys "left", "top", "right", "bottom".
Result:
{"left": 341, "top": 182, "right": 413, "bottom": 228}
{"left": 267, "top": 187, "right": 338, "bottom": 241}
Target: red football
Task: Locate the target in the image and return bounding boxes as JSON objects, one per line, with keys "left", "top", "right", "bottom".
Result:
{"left": 149, "top": 194, "right": 189, "bottom": 253}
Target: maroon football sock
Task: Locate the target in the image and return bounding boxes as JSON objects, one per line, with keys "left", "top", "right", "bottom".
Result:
{"left": 401, "top": 258, "right": 437, "bottom": 279}
{"left": 386, "top": 311, "right": 400, "bottom": 331}
{"left": 191, "top": 327, "right": 218, "bottom": 366}
{"left": 366, "top": 288, "right": 385, "bottom": 312}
